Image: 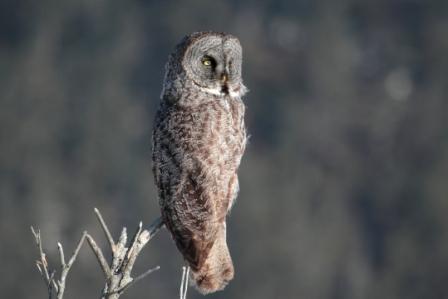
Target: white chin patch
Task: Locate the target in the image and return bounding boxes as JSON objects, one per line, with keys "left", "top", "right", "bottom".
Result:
{"left": 199, "top": 84, "right": 247, "bottom": 98}
{"left": 199, "top": 86, "right": 223, "bottom": 96}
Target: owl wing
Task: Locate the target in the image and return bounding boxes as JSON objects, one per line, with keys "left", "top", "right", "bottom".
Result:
{"left": 152, "top": 104, "right": 219, "bottom": 270}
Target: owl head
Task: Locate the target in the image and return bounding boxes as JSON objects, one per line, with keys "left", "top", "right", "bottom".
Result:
{"left": 161, "top": 31, "right": 247, "bottom": 102}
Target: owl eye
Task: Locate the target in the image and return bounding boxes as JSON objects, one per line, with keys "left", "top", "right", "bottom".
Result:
{"left": 201, "top": 56, "right": 214, "bottom": 67}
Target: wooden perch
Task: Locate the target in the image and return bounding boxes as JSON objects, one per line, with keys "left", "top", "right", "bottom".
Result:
{"left": 31, "top": 208, "right": 164, "bottom": 299}
{"left": 88, "top": 208, "right": 163, "bottom": 298}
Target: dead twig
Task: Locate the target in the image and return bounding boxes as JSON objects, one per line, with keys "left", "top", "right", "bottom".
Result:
{"left": 90, "top": 210, "right": 163, "bottom": 299}
{"left": 31, "top": 227, "right": 87, "bottom": 299}
{"left": 31, "top": 208, "right": 165, "bottom": 299}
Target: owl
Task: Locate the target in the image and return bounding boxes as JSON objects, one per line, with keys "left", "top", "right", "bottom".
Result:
{"left": 152, "top": 31, "right": 247, "bottom": 294}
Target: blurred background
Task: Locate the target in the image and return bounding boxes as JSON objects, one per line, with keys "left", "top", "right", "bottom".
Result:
{"left": 1, "top": 0, "right": 448, "bottom": 298}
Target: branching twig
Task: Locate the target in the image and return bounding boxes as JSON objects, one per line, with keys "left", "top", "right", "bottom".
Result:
{"left": 93, "top": 207, "right": 115, "bottom": 249}
{"left": 56, "top": 232, "right": 86, "bottom": 299}
{"left": 31, "top": 227, "right": 87, "bottom": 299}
{"left": 31, "top": 209, "right": 165, "bottom": 299}
{"left": 92, "top": 211, "right": 164, "bottom": 299}
{"left": 85, "top": 233, "right": 111, "bottom": 278}
{"left": 115, "top": 265, "right": 160, "bottom": 294}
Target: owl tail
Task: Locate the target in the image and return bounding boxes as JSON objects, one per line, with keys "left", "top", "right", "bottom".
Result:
{"left": 190, "top": 223, "right": 234, "bottom": 294}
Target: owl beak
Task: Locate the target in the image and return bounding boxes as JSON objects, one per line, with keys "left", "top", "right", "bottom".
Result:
{"left": 221, "top": 73, "right": 228, "bottom": 84}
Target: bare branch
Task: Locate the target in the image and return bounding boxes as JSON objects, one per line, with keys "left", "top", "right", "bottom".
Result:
{"left": 114, "top": 265, "right": 160, "bottom": 294}
{"left": 94, "top": 207, "right": 115, "bottom": 249}
{"left": 57, "top": 232, "right": 87, "bottom": 299}
{"left": 31, "top": 226, "right": 55, "bottom": 298}
{"left": 31, "top": 226, "right": 89, "bottom": 299}
{"left": 124, "top": 222, "right": 143, "bottom": 264}
{"left": 67, "top": 232, "right": 87, "bottom": 268}
{"left": 132, "top": 265, "right": 161, "bottom": 284}
{"left": 31, "top": 227, "right": 51, "bottom": 282}
{"left": 85, "top": 234, "right": 111, "bottom": 279}
{"left": 32, "top": 210, "right": 166, "bottom": 299}
{"left": 148, "top": 217, "right": 164, "bottom": 240}
{"left": 87, "top": 209, "right": 165, "bottom": 298}
{"left": 57, "top": 243, "right": 65, "bottom": 267}
{"left": 122, "top": 229, "right": 148, "bottom": 275}
{"left": 48, "top": 270, "right": 56, "bottom": 298}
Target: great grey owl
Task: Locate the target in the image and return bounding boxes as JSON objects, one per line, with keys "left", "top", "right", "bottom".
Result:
{"left": 152, "top": 31, "right": 247, "bottom": 294}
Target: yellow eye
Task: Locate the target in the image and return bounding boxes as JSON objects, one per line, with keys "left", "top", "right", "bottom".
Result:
{"left": 202, "top": 57, "right": 212, "bottom": 66}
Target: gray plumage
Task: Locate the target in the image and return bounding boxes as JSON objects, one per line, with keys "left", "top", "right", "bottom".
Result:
{"left": 152, "top": 31, "right": 247, "bottom": 294}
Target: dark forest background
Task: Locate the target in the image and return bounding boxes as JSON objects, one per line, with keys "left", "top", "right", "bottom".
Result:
{"left": 1, "top": 1, "right": 448, "bottom": 298}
